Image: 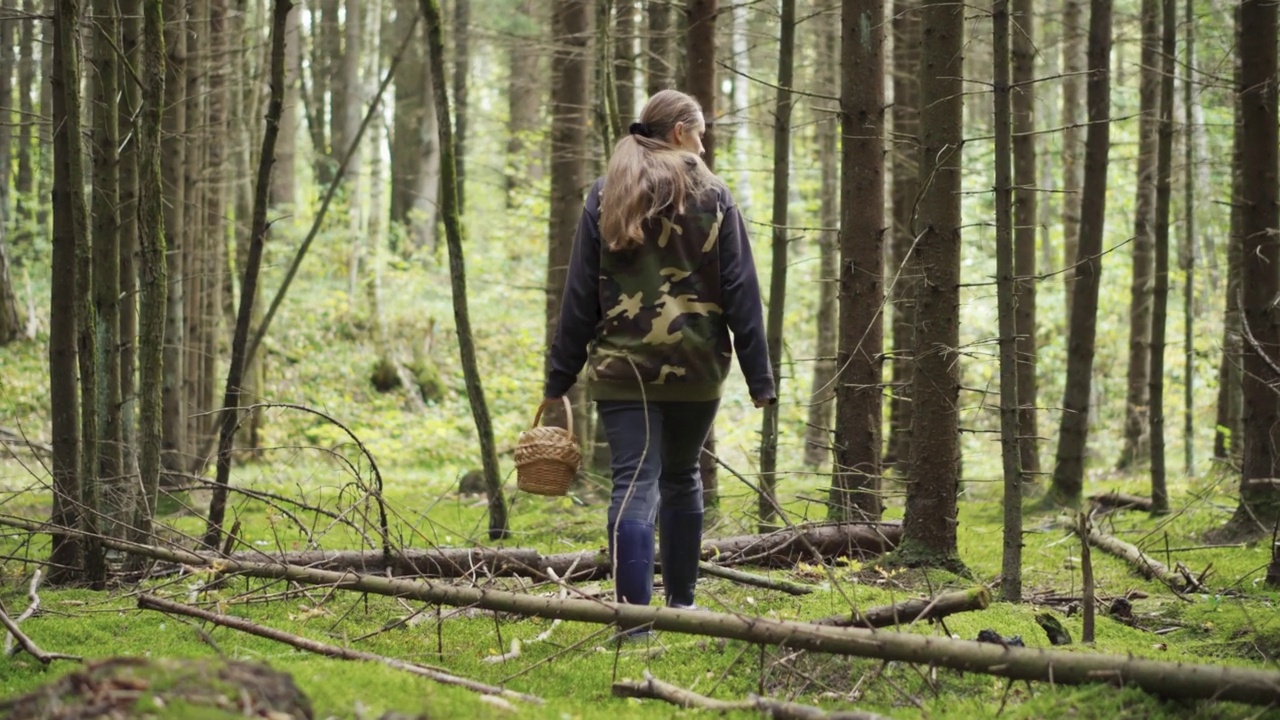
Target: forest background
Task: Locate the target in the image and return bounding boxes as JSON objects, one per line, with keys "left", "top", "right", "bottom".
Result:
{"left": 0, "top": 0, "right": 1278, "bottom": 717}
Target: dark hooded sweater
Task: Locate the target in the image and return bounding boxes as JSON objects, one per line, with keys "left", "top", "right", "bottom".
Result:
{"left": 545, "top": 178, "right": 774, "bottom": 403}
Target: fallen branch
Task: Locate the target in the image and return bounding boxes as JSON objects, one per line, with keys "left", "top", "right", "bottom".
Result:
{"left": 1075, "top": 522, "right": 1204, "bottom": 593}
{"left": 703, "top": 524, "right": 902, "bottom": 567}
{"left": 4, "top": 570, "right": 43, "bottom": 656}
{"left": 0, "top": 600, "right": 80, "bottom": 665}
{"left": 613, "top": 671, "right": 889, "bottom": 720}
{"left": 696, "top": 561, "right": 817, "bottom": 595}
{"left": 10, "top": 520, "right": 1273, "bottom": 708}
{"left": 1089, "top": 492, "right": 1154, "bottom": 512}
{"left": 136, "top": 594, "right": 541, "bottom": 704}
{"left": 813, "top": 587, "right": 990, "bottom": 628}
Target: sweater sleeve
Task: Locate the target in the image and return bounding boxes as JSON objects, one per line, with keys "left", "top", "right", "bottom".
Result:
{"left": 544, "top": 180, "right": 604, "bottom": 398}
{"left": 718, "top": 194, "right": 776, "bottom": 402}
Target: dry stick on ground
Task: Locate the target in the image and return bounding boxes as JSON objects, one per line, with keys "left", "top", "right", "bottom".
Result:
{"left": 4, "top": 570, "right": 43, "bottom": 656}
{"left": 1090, "top": 492, "right": 1155, "bottom": 512}
{"left": 1074, "top": 519, "right": 1204, "bottom": 594}
{"left": 11, "top": 522, "right": 1278, "bottom": 708}
{"left": 1080, "top": 514, "right": 1096, "bottom": 643}
{"left": 136, "top": 594, "right": 541, "bottom": 704}
{"left": 613, "top": 671, "right": 890, "bottom": 720}
{"left": 0, "top": 600, "right": 80, "bottom": 665}
{"left": 696, "top": 561, "right": 817, "bottom": 595}
{"left": 813, "top": 587, "right": 990, "bottom": 628}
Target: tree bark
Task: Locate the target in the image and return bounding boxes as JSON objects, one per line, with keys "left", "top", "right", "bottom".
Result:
{"left": 48, "top": 0, "right": 86, "bottom": 583}
{"left": 830, "top": 0, "right": 884, "bottom": 522}
{"left": 15, "top": 0, "right": 35, "bottom": 206}
{"left": 1147, "top": 0, "right": 1175, "bottom": 514}
{"left": 1180, "top": 0, "right": 1194, "bottom": 476}
{"left": 117, "top": 0, "right": 141, "bottom": 492}
{"left": 504, "top": 0, "right": 542, "bottom": 205}
{"left": 0, "top": 231, "right": 20, "bottom": 346}
{"left": 614, "top": 0, "right": 635, "bottom": 123}
{"left": 452, "top": 0, "right": 468, "bottom": 213}
{"left": 813, "top": 586, "right": 989, "bottom": 628}
{"left": 758, "top": 0, "right": 796, "bottom": 531}
{"left": 886, "top": 0, "right": 919, "bottom": 475}
{"left": 0, "top": 6, "right": 20, "bottom": 346}
{"left": 1117, "top": 0, "right": 1160, "bottom": 472}
{"left": 389, "top": 0, "right": 440, "bottom": 250}
{"left": 1048, "top": 0, "right": 1112, "bottom": 508}
{"left": 805, "top": 17, "right": 839, "bottom": 469}
{"left": 338, "top": 0, "right": 362, "bottom": 178}
{"left": 1060, "top": 0, "right": 1086, "bottom": 315}
{"left": 131, "top": 0, "right": 167, "bottom": 547}
{"left": 1011, "top": 0, "right": 1038, "bottom": 484}
{"left": 202, "top": 0, "right": 292, "bottom": 550}
{"left": 645, "top": 0, "right": 671, "bottom": 95}
{"left": 1214, "top": 16, "right": 1244, "bottom": 463}
{"left": 161, "top": 0, "right": 187, "bottom": 482}
{"left": 1224, "top": 0, "right": 1280, "bottom": 540}
{"left": 900, "top": 0, "right": 963, "bottom": 566}
{"left": 182, "top": 0, "right": 206, "bottom": 466}
{"left": 993, "top": 0, "right": 1022, "bottom": 602}
{"left": 271, "top": 2, "right": 300, "bottom": 206}
{"left": 419, "top": 0, "right": 509, "bottom": 539}
{"left": 683, "top": 0, "right": 715, "bottom": 169}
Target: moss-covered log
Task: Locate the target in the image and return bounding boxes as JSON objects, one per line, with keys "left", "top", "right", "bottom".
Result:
{"left": 813, "top": 587, "right": 989, "bottom": 628}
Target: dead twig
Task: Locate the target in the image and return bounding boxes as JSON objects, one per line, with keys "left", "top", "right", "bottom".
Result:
{"left": 696, "top": 561, "right": 817, "bottom": 596}
{"left": 0, "top": 599, "right": 80, "bottom": 665}
{"left": 4, "top": 569, "right": 43, "bottom": 656}
{"left": 136, "top": 594, "right": 541, "bottom": 704}
{"left": 613, "top": 670, "right": 891, "bottom": 720}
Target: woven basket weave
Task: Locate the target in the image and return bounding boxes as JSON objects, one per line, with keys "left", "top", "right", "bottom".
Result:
{"left": 515, "top": 396, "right": 580, "bottom": 496}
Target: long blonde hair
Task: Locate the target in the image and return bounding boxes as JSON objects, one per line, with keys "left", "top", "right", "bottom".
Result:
{"left": 600, "top": 90, "right": 720, "bottom": 251}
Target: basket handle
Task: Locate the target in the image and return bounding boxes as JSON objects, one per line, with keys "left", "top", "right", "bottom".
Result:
{"left": 532, "top": 396, "right": 574, "bottom": 436}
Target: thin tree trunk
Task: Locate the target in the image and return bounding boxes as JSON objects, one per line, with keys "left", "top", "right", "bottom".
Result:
{"left": 323, "top": 0, "right": 342, "bottom": 164}
{"left": 202, "top": 0, "right": 291, "bottom": 550}
{"left": 183, "top": 0, "right": 206, "bottom": 466}
{"left": 504, "top": 0, "right": 541, "bottom": 205}
{"left": 49, "top": 0, "right": 87, "bottom": 584}
{"left": 90, "top": 0, "right": 123, "bottom": 534}
{"left": 900, "top": 0, "right": 963, "bottom": 565}
{"left": 1180, "top": 0, "right": 1194, "bottom": 476}
{"left": 200, "top": 0, "right": 227, "bottom": 464}
{"left": 886, "top": 0, "right": 919, "bottom": 475}
{"left": 1011, "top": 0, "right": 1038, "bottom": 484}
{"left": 304, "top": 1, "right": 328, "bottom": 173}
{"left": 614, "top": 0, "right": 635, "bottom": 123}
{"left": 272, "top": 2, "right": 301, "bottom": 207}
{"left": 1048, "top": 0, "right": 1113, "bottom": 508}
{"left": 1223, "top": 0, "right": 1280, "bottom": 540}
{"left": 684, "top": 0, "right": 715, "bottom": 169}
{"left": 830, "top": 0, "right": 884, "bottom": 522}
{"left": 0, "top": 4, "right": 19, "bottom": 343}
{"left": 646, "top": 0, "right": 671, "bottom": 95}
{"left": 118, "top": 0, "right": 141, "bottom": 493}
{"left": 1060, "top": 0, "right": 1085, "bottom": 315}
{"left": 1214, "top": 16, "right": 1244, "bottom": 463}
{"left": 1148, "top": 0, "right": 1175, "bottom": 514}
{"left": 132, "top": 0, "right": 167, "bottom": 547}
{"left": 805, "top": 17, "right": 839, "bottom": 470}
{"left": 730, "top": 0, "right": 750, "bottom": 211}
{"left": 993, "top": 0, "right": 1021, "bottom": 602}
{"left": 452, "top": 0, "right": 468, "bottom": 213}
{"left": 758, "top": 0, "right": 795, "bottom": 531}
{"left": 418, "top": 0, "right": 508, "bottom": 539}
{"left": 161, "top": 0, "right": 187, "bottom": 482}
{"left": 1118, "top": 0, "right": 1159, "bottom": 471}
{"left": 15, "top": 0, "right": 35, "bottom": 206}
{"left": 340, "top": 0, "right": 362, "bottom": 178}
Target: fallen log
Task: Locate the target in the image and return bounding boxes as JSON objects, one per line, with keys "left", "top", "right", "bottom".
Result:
{"left": 1089, "top": 492, "right": 1154, "bottom": 512}
{"left": 813, "top": 587, "right": 989, "bottom": 628}
{"left": 613, "top": 671, "right": 889, "bottom": 720}
{"left": 222, "top": 522, "right": 903, "bottom": 580}
{"left": 137, "top": 594, "right": 540, "bottom": 704}
{"left": 1076, "top": 522, "right": 1204, "bottom": 593}
{"left": 18, "top": 522, "right": 1279, "bottom": 708}
{"left": 697, "top": 561, "right": 817, "bottom": 596}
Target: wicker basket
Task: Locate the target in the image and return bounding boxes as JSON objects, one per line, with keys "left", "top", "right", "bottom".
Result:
{"left": 515, "top": 396, "right": 581, "bottom": 496}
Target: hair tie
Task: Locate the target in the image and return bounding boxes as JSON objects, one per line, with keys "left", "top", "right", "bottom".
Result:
{"left": 628, "top": 122, "right": 651, "bottom": 139}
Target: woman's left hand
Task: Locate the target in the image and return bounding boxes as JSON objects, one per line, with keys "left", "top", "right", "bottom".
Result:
{"left": 752, "top": 396, "right": 776, "bottom": 408}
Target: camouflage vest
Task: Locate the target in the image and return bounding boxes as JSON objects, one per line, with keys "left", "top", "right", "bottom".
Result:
{"left": 588, "top": 185, "right": 732, "bottom": 402}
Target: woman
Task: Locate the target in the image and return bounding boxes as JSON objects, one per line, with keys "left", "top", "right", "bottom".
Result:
{"left": 544, "top": 90, "right": 774, "bottom": 616}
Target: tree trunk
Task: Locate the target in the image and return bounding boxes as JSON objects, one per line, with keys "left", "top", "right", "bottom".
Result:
{"left": 504, "top": 0, "right": 542, "bottom": 205}
{"left": 0, "top": 233, "right": 19, "bottom": 346}
{"left": 183, "top": 0, "right": 206, "bottom": 466}
{"left": 1147, "top": 0, "right": 1175, "bottom": 514}
{"left": 452, "top": 0, "right": 468, "bottom": 213}
{"left": 729, "top": 0, "right": 750, "bottom": 211}
{"left": 418, "top": 0, "right": 509, "bottom": 539}
{"left": 303, "top": 1, "right": 328, "bottom": 174}
{"left": 993, "top": 0, "right": 1021, "bottom": 602}
{"left": 1048, "top": 0, "right": 1113, "bottom": 508}
{"left": 132, "top": 0, "right": 167, "bottom": 546}
{"left": 543, "top": 0, "right": 589, "bottom": 424}
{"left": 1223, "top": 0, "right": 1280, "bottom": 540}
{"left": 202, "top": 0, "right": 291, "bottom": 550}
{"left": 338, "top": 0, "right": 362, "bottom": 177}
{"left": 161, "top": 0, "right": 187, "bottom": 482}
{"left": 805, "top": 17, "right": 839, "bottom": 470}
{"left": 1180, "top": 0, "right": 1194, "bottom": 476}
{"left": 90, "top": 0, "right": 124, "bottom": 535}
{"left": 1214, "top": 16, "right": 1244, "bottom": 463}
{"left": 272, "top": 2, "right": 301, "bottom": 207}
{"left": 1011, "top": 0, "right": 1038, "bottom": 484}
{"left": 390, "top": 0, "right": 439, "bottom": 250}
{"left": 15, "top": 0, "right": 35, "bottom": 207}
{"left": 49, "top": 0, "right": 88, "bottom": 585}
{"left": 1117, "top": 0, "right": 1159, "bottom": 471}
{"left": 683, "top": 0, "right": 715, "bottom": 169}
{"left": 1060, "top": 0, "right": 1086, "bottom": 314}
{"left": 645, "top": 0, "right": 671, "bottom": 95}
{"left": 830, "top": 0, "right": 884, "bottom": 522}
{"left": 900, "top": 0, "right": 962, "bottom": 566}
{"left": 118, "top": 0, "right": 141, "bottom": 491}
{"left": 0, "top": 6, "right": 19, "bottom": 344}
{"left": 614, "top": 0, "right": 635, "bottom": 123}
{"left": 886, "top": 0, "right": 919, "bottom": 475}
{"left": 322, "top": 0, "right": 342, "bottom": 167}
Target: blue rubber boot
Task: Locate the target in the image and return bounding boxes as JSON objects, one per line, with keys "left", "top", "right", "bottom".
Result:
{"left": 609, "top": 520, "right": 656, "bottom": 639}
{"left": 659, "top": 508, "right": 703, "bottom": 609}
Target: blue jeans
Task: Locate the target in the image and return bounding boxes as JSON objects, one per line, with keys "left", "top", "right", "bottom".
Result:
{"left": 597, "top": 399, "right": 720, "bottom": 528}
